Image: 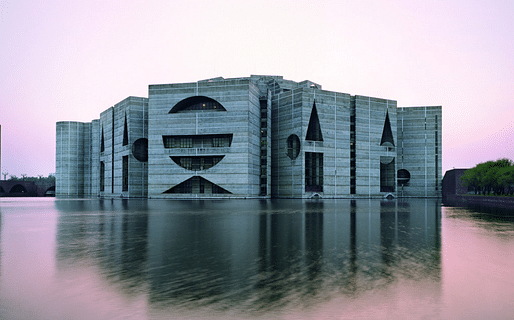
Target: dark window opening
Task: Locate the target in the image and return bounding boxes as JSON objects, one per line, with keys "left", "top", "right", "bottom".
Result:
{"left": 122, "top": 156, "right": 128, "bottom": 192}
{"left": 397, "top": 169, "right": 410, "bottom": 186}
{"left": 169, "top": 96, "right": 226, "bottom": 113}
{"left": 350, "top": 108, "right": 356, "bottom": 194}
{"left": 286, "top": 134, "right": 301, "bottom": 159}
{"left": 212, "top": 183, "right": 230, "bottom": 194}
{"left": 9, "top": 184, "right": 27, "bottom": 193}
{"left": 259, "top": 98, "right": 268, "bottom": 196}
{"left": 305, "top": 152, "right": 323, "bottom": 192}
{"left": 163, "top": 134, "right": 233, "bottom": 148}
{"left": 132, "top": 138, "right": 148, "bottom": 162}
{"left": 435, "top": 115, "right": 439, "bottom": 191}
{"left": 306, "top": 101, "right": 323, "bottom": 141}
{"left": 163, "top": 176, "right": 231, "bottom": 194}
{"left": 199, "top": 178, "right": 205, "bottom": 194}
{"left": 101, "top": 127, "right": 105, "bottom": 152}
{"left": 380, "top": 157, "right": 395, "bottom": 192}
{"left": 380, "top": 110, "right": 395, "bottom": 147}
{"left": 171, "top": 156, "right": 224, "bottom": 171}
{"left": 122, "top": 114, "right": 128, "bottom": 146}
{"left": 100, "top": 161, "right": 105, "bottom": 192}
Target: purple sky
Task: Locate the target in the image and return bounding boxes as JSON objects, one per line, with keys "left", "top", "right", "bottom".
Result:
{"left": 1, "top": 0, "right": 513, "bottom": 177}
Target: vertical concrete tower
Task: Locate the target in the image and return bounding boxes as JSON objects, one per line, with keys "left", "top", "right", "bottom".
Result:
{"left": 397, "top": 106, "right": 442, "bottom": 197}
{"left": 147, "top": 78, "right": 268, "bottom": 197}
{"left": 98, "top": 97, "right": 148, "bottom": 198}
{"left": 55, "top": 121, "right": 91, "bottom": 196}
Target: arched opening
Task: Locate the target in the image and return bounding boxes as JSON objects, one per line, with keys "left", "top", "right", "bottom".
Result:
{"left": 10, "top": 184, "right": 28, "bottom": 194}
{"left": 45, "top": 186, "right": 56, "bottom": 196}
{"left": 169, "top": 96, "right": 226, "bottom": 113}
{"left": 286, "top": 134, "right": 301, "bottom": 159}
{"left": 171, "top": 156, "right": 224, "bottom": 171}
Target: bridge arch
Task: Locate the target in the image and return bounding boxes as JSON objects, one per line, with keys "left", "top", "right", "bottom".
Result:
{"left": 45, "top": 186, "right": 56, "bottom": 196}
{"left": 10, "top": 184, "right": 28, "bottom": 194}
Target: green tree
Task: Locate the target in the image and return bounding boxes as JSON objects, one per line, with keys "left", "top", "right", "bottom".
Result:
{"left": 461, "top": 158, "right": 514, "bottom": 195}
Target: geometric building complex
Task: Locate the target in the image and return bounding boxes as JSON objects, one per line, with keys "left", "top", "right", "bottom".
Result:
{"left": 56, "top": 75, "right": 442, "bottom": 198}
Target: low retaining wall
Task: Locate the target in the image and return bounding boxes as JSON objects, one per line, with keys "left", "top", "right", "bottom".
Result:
{"left": 444, "top": 194, "right": 514, "bottom": 209}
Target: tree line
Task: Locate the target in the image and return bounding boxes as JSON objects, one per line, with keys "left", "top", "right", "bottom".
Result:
{"left": 460, "top": 158, "right": 514, "bottom": 195}
{"left": 3, "top": 174, "right": 55, "bottom": 183}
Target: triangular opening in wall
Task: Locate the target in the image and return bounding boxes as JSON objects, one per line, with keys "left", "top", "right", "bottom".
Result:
{"left": 163, "top": 176, "right": 232, "bottom": 194}
{"left": 380, "top": 110, "right": 395, "bottom": 147}
{"left": 101, "top": 127, "right": 105, "bottom": 152}
{"left": 306, "top": 101, "right": 323, "bottom": 141}
{"left": 122, "top": 113, "right": 128, "bottom": 146}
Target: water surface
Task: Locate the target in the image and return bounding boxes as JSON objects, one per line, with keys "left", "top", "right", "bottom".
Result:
{"left": 0, "top": 198, "right": 513, "bottom": 319}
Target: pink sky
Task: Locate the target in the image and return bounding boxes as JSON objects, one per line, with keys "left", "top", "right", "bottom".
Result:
{"left": 1, "top": 0, "right": 513, "bottom": 177}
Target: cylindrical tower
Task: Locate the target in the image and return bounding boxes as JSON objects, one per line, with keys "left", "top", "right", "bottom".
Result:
{"left": 56, "top": 121, "right": 89, "bottom": 196}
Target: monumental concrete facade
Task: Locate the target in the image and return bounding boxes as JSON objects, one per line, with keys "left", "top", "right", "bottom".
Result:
{"left": 56, "top": 75, "right": 442, "bottom": 198}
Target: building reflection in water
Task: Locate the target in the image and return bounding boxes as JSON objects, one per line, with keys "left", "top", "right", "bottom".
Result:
{"left": 55, "top": 198, "right": 441, "bottom": 311}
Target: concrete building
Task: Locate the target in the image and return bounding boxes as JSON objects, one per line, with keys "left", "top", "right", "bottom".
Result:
{"left": 56, "top": 75, "right": 442, "bottom": 198}
{"left": 442, "top": 168, "right": 470, "bottom": 201}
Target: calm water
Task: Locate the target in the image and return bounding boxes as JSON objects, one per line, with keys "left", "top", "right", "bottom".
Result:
{"left": 0, "top": 198, "right": 513, "bottom": 320}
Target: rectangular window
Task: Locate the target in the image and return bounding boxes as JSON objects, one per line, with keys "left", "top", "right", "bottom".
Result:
{"left": 380, "top": 157, "right": 395, "bottom": 192}
{"left": 199, "top": 178, "right": 205, "bottom": 194}
{"left": 163, "top": 136, "right": 174, "bottom": 148}
{"left": 435, "top": 115, "right": 439, "bottom": 191}
{"left": 122, "top": 156, "right": 128, "bottom": 192}
{"left": 305, "top": 152, "right": 323, "bottom": 192}
{"left": 212, "top": 137, "right": 223, "bottom": 147}
{"left": 100, "top": 161, "right": 105, "bottom": 192}
{"left": 180, "top": 157, "right": 192, "bottom": 170}
{"left": 181, "top": 138, "right": 193, "bottom": 148}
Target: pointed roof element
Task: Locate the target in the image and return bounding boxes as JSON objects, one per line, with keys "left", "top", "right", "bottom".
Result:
{"left": 380, "top": 110, "right": 395, "bottom": 147}
{"left": 163, "top": 176, "right": 232, "bottom": 194}
{"left": 306, "top": 101, "right": 323, "bottom": 141}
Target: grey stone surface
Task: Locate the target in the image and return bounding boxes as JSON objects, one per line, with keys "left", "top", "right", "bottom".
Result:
{"left": 56, "top": 75, "right": 442, "bottom": 198}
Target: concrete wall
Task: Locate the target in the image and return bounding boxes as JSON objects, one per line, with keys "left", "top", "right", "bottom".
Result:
{"left": 56, "top": 121, "right": 90, "bottom": 196}
{"left": 272, "top": 88, "right": 353, "bottom": 198}
{"left": 56, "top": 75, "right": 442, "bottom": 199}
{"left": 271, "top": 87, "right": 306, "bottom": 198}
{"left": 99, "top": 97, "right": 148, "bottom": 198}
{"left": 397, "top": 106, "right": 442, "bottom": 197}
{"left": 353, "top": 96, "right": 397, "bottom": 197}
{"left": 311, "top": 89, "right": 351, "bottom": 198}
{"left": 148, "top": 78, "right": 261, "bottom": 198}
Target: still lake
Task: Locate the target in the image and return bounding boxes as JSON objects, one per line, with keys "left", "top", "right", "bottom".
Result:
{"left": 0, "top": 198, "right": 513, "bottom": 319}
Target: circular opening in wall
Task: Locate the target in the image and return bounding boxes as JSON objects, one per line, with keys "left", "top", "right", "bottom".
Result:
{"left": 397, "top": 169, "right": 411, "bottom": 186}
{"left": 132, "top": 138, "right": 148, "bottom": 162}
{"left": 286, "top": 134, "right": 301, "bottom": 160}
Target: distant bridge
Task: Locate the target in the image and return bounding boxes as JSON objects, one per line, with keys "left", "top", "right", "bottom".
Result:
{"left": 0, "top": 180, "right": 55, "bottom": 197}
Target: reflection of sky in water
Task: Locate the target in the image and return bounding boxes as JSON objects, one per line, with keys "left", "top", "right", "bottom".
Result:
{"left": 0, "top": 198, "right": 512, "bottom": 319}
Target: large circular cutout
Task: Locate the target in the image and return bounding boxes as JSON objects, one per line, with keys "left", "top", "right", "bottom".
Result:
{"left": 132, "top": 138, "right": 148, "bottom": 162}
{"left": 286, "top": 134, "right": 301, "bottom": 159}
{"left": 397, "top": 169, "right": 411, "bottom": 186}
